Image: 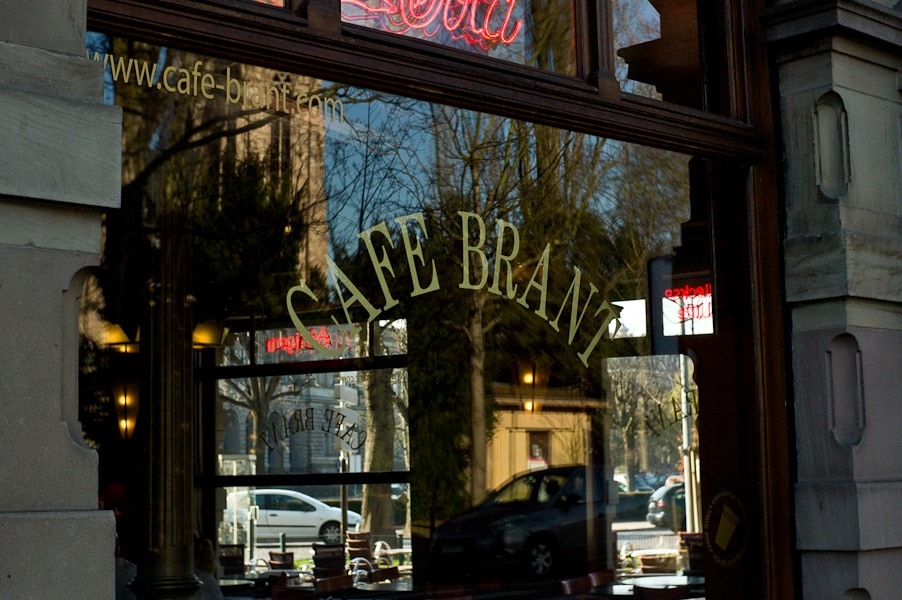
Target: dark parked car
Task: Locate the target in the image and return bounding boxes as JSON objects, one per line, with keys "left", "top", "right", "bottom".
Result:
{"left": 645, "top": 483, "right": 686, "bottom": 532}
{"left": 431, "top": 465, "right": 611, "bottom": 579}
{"left": 615, "top": 483, "right": 652, "bottom": 521}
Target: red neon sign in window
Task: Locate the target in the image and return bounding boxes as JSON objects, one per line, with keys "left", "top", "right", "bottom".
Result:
{"left": 265, "top": 327, "right": 354, "bottom": 356}
{"left": 342, "top": 0, "right": 524, "bottom": 50}
{"left": 662, "top": 282, "right": 713, "bottom": 335}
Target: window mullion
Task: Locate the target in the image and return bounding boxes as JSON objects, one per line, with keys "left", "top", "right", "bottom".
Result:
{"left": 574, "top": 0, "right": 619, "bottom": 98}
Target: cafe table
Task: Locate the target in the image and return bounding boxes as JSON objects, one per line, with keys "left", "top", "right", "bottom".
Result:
{"left": 578, "top": 575, "right": 705, "bottom": 597}
{"left": 219, "top": 569, "right": 312, "bottom": 598}
{"left": 620, "top": 575, "right": 705, "bottom": 588}
{"left": 219, "top": 577, "right": 257, "bottom": 598}
{"left": 619, "top": 574, "right": 705, "bottom": 598}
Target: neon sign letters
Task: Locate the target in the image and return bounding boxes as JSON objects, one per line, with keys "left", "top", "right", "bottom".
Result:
{"left": 341, "top": 0, "right": 524, "bottom": 50}
{"left": 662, "top": 282, "right": 713, "bottom": 336}
{"left": 265, "top": 327, "right": 354, "bottom": 356}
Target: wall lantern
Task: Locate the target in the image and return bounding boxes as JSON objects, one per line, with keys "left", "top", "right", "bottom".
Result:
{"left": 102, "top": 320, "right": 228, "bottom": 351}
{"left": 192, "top": 320, "right": 229, "bottom": 349}
{"left": 516, "top": 359, "right": 550, "bottom": 413}
{"left": 113, "top": 380, "right": 139, "bottom": 440}
{"left": 103, "top": 323, "right": 140, "bottom": 353}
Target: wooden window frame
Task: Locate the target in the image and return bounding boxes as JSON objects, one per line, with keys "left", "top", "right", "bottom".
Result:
{"left": 87, "top": 0, "right": 765, "bottom": 162}
{"left": 88, "top": 1, "right": 793, "bottom": 596}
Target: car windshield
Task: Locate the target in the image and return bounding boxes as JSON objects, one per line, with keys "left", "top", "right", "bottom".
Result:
{"left": 651, "top": 484, "right": 679, "bottom": 500}
{"left": 481, "top": 472, "right": 568, "bottom": 507}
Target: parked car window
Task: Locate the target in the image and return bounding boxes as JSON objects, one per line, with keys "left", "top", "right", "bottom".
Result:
{"left": 282, "top": 496, "right": 315, "bottom": 512}
{"left": 561, "top": 473, "right": 586, "bottom": 504}
{"left": 538, "top": 475, "right": 566, "bottom": 503}
{"left": 486, "top": 474, "right": 537, "bottom": 505}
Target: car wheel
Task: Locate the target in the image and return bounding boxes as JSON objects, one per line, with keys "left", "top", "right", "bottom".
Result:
{"left": 320, "top": 521, "right": 342, "bottom": 544}
{"left": 525, "top": 537, "right": 557, "bottom": 578}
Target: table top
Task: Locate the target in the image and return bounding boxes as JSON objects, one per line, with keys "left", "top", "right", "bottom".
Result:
{"left": 621, "top": 575, "right": 705, "bottom": 588}
{"left": 626, "top": 548, "right": 681, "bottom": 557}
{"left": 238, "top": 569, "right": 309, "bottom": 580}
{"left": 219, "top": 578, "right": 255, "bottom": 589}
{"left": 603, "top": 583, "right": 635, "bottom": 596}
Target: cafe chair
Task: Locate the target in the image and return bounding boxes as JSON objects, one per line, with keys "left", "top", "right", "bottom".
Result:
{"left": 560, "top": 575, "right": 593, "bottom": 595}
{"left": 347, "top": 531, "right": 393, "bottom": 567}
{"left": 632, "top": 583, "right": 690, "bottom": 599}
{"left": 589, "top": 570, "right": 615, "bottom": 587}
{"left": 347, "top": 531, "right": 400, "bottom": 584}
{"left": 217, "top": 543, "right": 245, "bottom": 576}
{"left": 269, "top": 550, "right": 295, "bottom": 570}
{"left": 314, "top": 572, "right": 355, "bottom": 594}
{"left": 311, "top": 543, "right": 346, "bottom": 579}
{"left": 311, "top": 543, "right": 354, "bottom": 593}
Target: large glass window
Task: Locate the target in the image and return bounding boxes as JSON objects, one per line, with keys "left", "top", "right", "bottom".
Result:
{"left": 80, "top": 31, "right": 720, "bottom": 596}
{"left": 214, "top": 368, "right": 407, "bottom": 476}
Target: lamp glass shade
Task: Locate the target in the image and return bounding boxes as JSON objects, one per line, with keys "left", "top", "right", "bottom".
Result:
{"left": 113, "top": 383, "right": 138, "bottom": 439}
{"left": 193, "top": 320, "right": 227, "bottom": 349}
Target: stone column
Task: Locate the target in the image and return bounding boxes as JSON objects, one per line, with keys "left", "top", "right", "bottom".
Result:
{"left": 130, "top": 203, "right": 201, "bottom": 600}
{"left": 0, "top": 2, "right": 122, "bottom": 599}
{"left": 766, "top": 2, "right": 902, "bottom": 598}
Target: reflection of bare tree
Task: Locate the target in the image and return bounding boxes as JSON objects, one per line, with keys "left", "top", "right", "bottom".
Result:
{"left": 217, "top": 334, "right": 308, "bottom": 474}
{"left": 605, "top": 355, "right": 695, "bottom": 486}
{"left": 359, "top": 321, "right": 402, "bottom": 538}
{"left": 99, "top": 38, "right": 329, "bottom": 334}
{"left": 327, "top": 94, "right": 623, "bottom": 508}
{"left": 320, "top": 93, "right": 420, "bottom": 536}
{"left": 317, "top": 29, "right": 690, "bottom": 522}
{"left": 434, "top": 109, "right": 521, "bottom": 505}
{"left": 612, "top": 0, "right": 664, "bottom": 98}
{"left": 551, "top": 412, "right": 590, "bottom": 464}
{"left": 100, "top": 38, "right": 333, "bottom": 470}
{"left": 81, "top": 36, "right": 337, "bottom": 589}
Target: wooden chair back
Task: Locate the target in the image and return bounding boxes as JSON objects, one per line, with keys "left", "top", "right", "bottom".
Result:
{"left": 589, "top": 570, "right": 615, "bottom": 587}
{"left": 311, "top": 543, "right": 346, "bottom": 579}
{"left": 561, "top": 575, "right": 593, "bottom": 595}
{"left": 347, "top": 531, "right": 372, "bottom": 560}
{"left": 269, "top": 550, "right": 294, "bottom": 570}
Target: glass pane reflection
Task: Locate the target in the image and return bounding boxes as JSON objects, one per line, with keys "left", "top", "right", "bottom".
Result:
{"left": 216, "top": 369, "right": 408, "bottom": 476}
{"left": 614, "top": 0, "right": 707, "bottom": 111}
{"left": 79, "top": 31, "right": 711, "bottom": 595}
{"left": 217, "top": 484, "right": 409, "bottom": 570}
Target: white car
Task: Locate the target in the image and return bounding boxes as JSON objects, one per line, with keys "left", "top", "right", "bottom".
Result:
{"left": 223, "top": 488, "right": 361, "bottom": 544}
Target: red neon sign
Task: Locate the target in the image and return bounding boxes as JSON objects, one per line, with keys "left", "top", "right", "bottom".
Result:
{"left": 663, "top": 283, "right": 713, "bottom": 326}
{"left": 342, "top": 0, "right": 524, "bottom": 50}
{"left": 266, "top": 327, "right": 354, "bottom": 356}
{"left": 664, "top": 283, "right": 711, "bottom": 299}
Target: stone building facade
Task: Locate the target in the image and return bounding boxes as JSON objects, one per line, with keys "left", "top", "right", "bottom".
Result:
{"left": 766, "top": 2, "right": 902, "bottom": 597}
{"left": 0, "top": 3, "right": 120, "bottom": 598}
